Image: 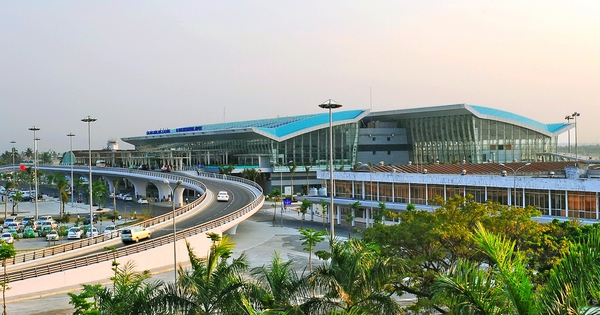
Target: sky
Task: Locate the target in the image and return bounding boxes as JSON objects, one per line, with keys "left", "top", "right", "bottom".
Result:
{"left": 1, "top": 1, "right": 599, "bottom": 155}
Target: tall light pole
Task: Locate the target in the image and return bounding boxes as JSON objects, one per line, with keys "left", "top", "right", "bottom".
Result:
{"left": 319, "top": 99, "right": 342, "bottom": 243}
{"left": 564, "top": 115, "right": 573, "bottom": 154}
{"left": 164, "top": 179, "right": 183, "bottom": 284}
{"left": 500, "top": 162, "right": 531, "bottom": 207}
{"left": 10, "top": 141, "right": 16, "bottom": 180}
{"left": 67, "top": 133, "right": 75, "bottom": 208}
{"left": 82, "top": 116, "right": 97, "bottom": 226}
{"left": 28, "top": 127, "right": 40, "bottom": 220}
{"left": 572, "top": 112, "right": 580, "bottom": 161}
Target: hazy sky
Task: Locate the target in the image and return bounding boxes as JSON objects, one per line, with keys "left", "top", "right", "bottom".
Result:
{"left": 2, "top": 1, "right": 599, "bottom": 154}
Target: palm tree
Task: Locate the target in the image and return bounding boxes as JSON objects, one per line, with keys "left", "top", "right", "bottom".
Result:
{"left": 2, "top": 180, "right": 15, "bottom": 220}
{"left": 299, "top": 228, "right": 327, "bottom": 273}
{"left": 250, "top": 252, "right": 310, "bottom": 314}
{"left": 160, "top": 233, "right": 252, "bottom": 314}
{"left": 431, "top": 223, "right": 600, "bottom": 315}
{"left": 218, "top": 164, "right": 234, "bottom": 175}
{"left": 54, "top": 173, "right": 69, "bottom": 219}
{"left": 0, "top": 243, "right": 16, "bottom": 315}
{"left": 320, "top": 200, "right": 329, "bottom": 230}
{"left": 287, "top": 162, "right": 297, "bottom": 199}
{"left": 11, "top": 191, "right": 23, "bottom": 215}
{"left": 270, "top": 188, "right": 281, "bottom": 226}
{"left": 305, "top": 239, "right": 402, "bottom": 315}
{"left": 299, "top": 199, "right": 311, "bottom": 229}
{"left": 111, "top": 177, "right": 120, "bottom": 219}
{"left": 347, "top": 201, "right": 360, "bottom": 238}
{"left": 92, "top": 179, "right": 107, "bottom": 208}
{"left": 68, "top": 261, "right": 166, "bottom": 315}
{"left": 304, "top": 165, "right": 312, "bottom": 195}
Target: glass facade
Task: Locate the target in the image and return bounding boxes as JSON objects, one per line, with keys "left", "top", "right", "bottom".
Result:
{"left": 405, "top": 115, "right": 557, "bottom": 164}
{"left": 133, "top": 123, "right": 360, "bottom": 170}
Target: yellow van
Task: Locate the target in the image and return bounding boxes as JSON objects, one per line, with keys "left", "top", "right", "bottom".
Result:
{"left": 120, "top": 226, "right": 151, "bottom": 243}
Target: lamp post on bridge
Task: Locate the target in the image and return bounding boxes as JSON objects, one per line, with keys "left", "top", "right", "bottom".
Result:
{"left": 81, "top": 116, "right": 97, "bottom": 231}
{"left": 28, "top": 126, "right": 40, "bottom": 220}
{"left": 164, "top": 179, "right": 183, "bottom": 284}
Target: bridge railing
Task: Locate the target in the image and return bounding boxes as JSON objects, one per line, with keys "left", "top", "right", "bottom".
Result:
{"left": 1, "top": 166, "right": 208, "bottom": 267}
{"left": 5, "top": 195, "right": 264, "bottom": 283}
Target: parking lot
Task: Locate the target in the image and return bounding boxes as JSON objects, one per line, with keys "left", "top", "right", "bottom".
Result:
{"left": 1, "top": 195, "right": 172, "bottom": 251}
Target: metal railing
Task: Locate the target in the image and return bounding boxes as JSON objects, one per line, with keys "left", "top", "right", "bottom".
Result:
{"left": 2, "top": 172, "right": 208, "bottom": 268}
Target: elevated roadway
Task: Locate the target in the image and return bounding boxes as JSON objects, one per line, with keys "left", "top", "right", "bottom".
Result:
{"left": 0, "top": 166, "right": 264, "bottom": 298}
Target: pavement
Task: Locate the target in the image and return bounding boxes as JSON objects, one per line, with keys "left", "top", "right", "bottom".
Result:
{"left": 0, "top": 199, "right": 336, "bottom": 315}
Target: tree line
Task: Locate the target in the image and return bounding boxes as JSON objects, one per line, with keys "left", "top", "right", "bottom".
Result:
{"left": 62, "top": 195, "right": 600, "bottom": 314}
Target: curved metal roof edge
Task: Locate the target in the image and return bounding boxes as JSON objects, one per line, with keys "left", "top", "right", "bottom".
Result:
{"left": 252, "top": 109, "right": 368, "bottom": 140}
{"left": 123, "top": 109, "right": 369, "bottom": 144}
{"left": 369, "top": 103, "right": 570, "bottom": 137}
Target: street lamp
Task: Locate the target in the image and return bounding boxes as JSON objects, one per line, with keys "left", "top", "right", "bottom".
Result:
{"left": 82, "top": 116, "right": 97, "bottom": 228}
{"left": 28, "top": 126, "right": 40, "bottom": 220}
{"left": 358, "top": 162, "right": 373, "bottom": 227}
{"left": 500, "top": 162, "right": 531, "bottom": 207}
{"left": 67, "top": 133, "right": 75, "bottom": 208}
{"left": 10, "top": 141, "right": 16, "bottom": 181}
{"left": 572, "top": 112, "right": 580, "bottom": 161}
{"left": 564, "top": 115, "right": 573, "bottom": 154}
{"left": 319, "top": 99, "right": 342, "bottom": 243}
{"left": 164, "top": 179, "right": 183, "bottom": 284}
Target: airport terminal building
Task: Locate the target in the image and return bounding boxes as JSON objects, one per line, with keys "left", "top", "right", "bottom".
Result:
{"left": 69, "top": 103, "right": 600, "bottom": 221}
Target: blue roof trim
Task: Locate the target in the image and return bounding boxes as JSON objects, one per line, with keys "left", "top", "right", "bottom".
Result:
{"left": 546, "top": 123, "right": 571, "bottom": 133}
{"left": 469, "top": 105, "right": 564, "bottom": 133}
{"left": 152, "top": 109, "right": 366, "bottom": 138}
{"left": 257, "top": 109, "right": 365, "bottom": 137}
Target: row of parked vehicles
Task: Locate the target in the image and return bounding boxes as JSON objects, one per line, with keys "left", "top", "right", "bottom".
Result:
{"left": 108, "top": 192, "right": 150, "bottom": 204}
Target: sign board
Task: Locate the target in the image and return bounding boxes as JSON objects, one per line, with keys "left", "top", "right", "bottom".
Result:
{"left": 283, "top": 198, "right": 292, "bottom": 206}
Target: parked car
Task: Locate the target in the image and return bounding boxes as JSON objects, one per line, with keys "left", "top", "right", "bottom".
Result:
{"left": 41, "top": 221, "right": 58, "bottom": 230}
{"left": 216, "top": 191, "right": 230, "bottom": 202}
{"left": 37, "top": 225, "right": 53, "bottom": 237}
{"left": 123, "top": 195, "right": 133, "bottom": 202}
{"left": 3, "top": 217, "right": 18, "bottom": 228}
{"left": 121, "top": 226, "right": 151, "bottom": 243}
{"left": 38, "top": 215, "right": 53, "bottom": 222}
{"left": 46, "top": 229, "right": 60, "bottom": 241}
{"left": 22, "top": 227, "right": 36, "bottom": 238}
{"left": 67, "top": 226, "right": 83, "bottom": 239}
{"left": 83, "top": 214, "right": 98, "bottom": 225}
{"left": 7, "top": 222, "right": 21, "bottom": 232}
{"left": 1, "top": 232, "right": 14, "bottom": 244}
{"left": 22, "top": 216, "right": 34, "bottom": 226}
{"left": 86, "top": 227, "right": 99, "bottom": 238}
{"left": 137, "top": 198, "right": 148, "bottom": 204}
{"left": 103, "top": 225, "right": 118, "bottom": 237}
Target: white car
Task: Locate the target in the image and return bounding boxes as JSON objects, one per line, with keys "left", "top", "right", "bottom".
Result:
{"left": 1, "top": 232, "right": 14, "bottom": 244}
{"left": 103, "top": 225, "right": 118, "bottom": 237}
{"left": 46, "top": 230, "right": 60, "bottom": 241}
{"left": 86, "top": 227, "right": 99, "bottom": 238}
{"left": 67, "top": 226, "right": 83, "bottom": 239}
{"left": 216, "top": 191, "right": 230, "bottom": 202}
{"left": 137, "top": 198, "right": 148, "bottom": 204}
{"left": 123, "top": 195, "right": 133, "bottom": 202}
